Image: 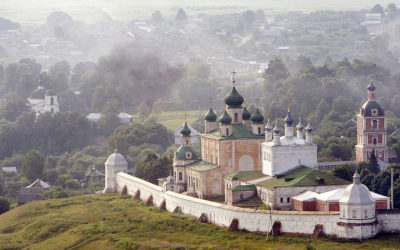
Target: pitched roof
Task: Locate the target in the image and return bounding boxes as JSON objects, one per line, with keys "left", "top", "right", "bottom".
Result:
{"left": 186, "top": 161, "right": 219, "bottom": 172}
{"left": 202, "top": 124, "right": 264, "bottom": 141}
{"left": 256, "top": 166, "right": 350, "bottom": 190}
{"left": 232, "top": 185, "right": 256, "bottom": 191}
{"left": 27, "top": 179, "right": 50, "bottom": 188}
{"left": 226, "top": 171, "right": 262, "bottom": 181}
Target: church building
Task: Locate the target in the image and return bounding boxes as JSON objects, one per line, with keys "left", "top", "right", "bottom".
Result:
{"left": 27, "top": 82, "right": 59, "bottom": 115}
{"left": 356, "top": 81, "right": 388, "bottom": 162}
{"left": 162, "top": 74, "right": 349, "bottom": 206}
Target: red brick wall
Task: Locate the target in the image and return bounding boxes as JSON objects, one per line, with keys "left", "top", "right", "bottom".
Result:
{"left": 328, "top": 202, "right": 339, "bottom": 211}
{"left": 376, "top": 200, "right": 388, "bottom": 210}
{"left": 316, "top": 200, "right": 325, "bottom": 211}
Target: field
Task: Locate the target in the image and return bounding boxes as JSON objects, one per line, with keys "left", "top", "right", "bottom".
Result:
{"left": 0, "top": 0, "right": 397, "bottom": 24}
{"left": 0, "top": 194, "right": 399, "bottom": 249}
{"left": 133, "top": 110, "right": 204, "bottom": 131}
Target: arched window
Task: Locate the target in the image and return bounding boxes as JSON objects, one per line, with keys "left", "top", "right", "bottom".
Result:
{"left": 258, "top": 127, "right": 261, "bottom": 135}
{"left": 50, "top": 97, "right": 54, "bottom": 105}
{"left": 234, "top": 113, "right": 238, "bottom": 123}
{"left": 51, "top": 108, "right": 54, "bottom": 113}
{"left": 373, "top": 137, "right": 377, "bottom": 145}
{"left": 372, "top": 120, "right": 378, "bottom": 129}
{"left": 226, "top": 128, "right": 229, "bottom": 136}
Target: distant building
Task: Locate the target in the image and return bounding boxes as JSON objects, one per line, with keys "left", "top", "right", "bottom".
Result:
{"left": 86, "top": 112, "right": 132, "bottom": 124}
{"left": 18, "top": 179, "right": 50, "bottom": 205}
{"left": 356, "top": 82, "right": 388, "bottom": 162}
{"left": 81, "top": 167, "right": 105, "bottom": 187}
{"left": 27, "top": 83, "right": 59, "bottom": 115}
{"left": 174, "top": 123, "right": 201, "bottom": 145}
{"left": 1, "top": 166, "right": 18, "bottom": 174}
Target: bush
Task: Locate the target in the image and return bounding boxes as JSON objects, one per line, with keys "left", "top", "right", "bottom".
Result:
{"left": 43, "top": 187, "right": 68, "bottom": 199}
{"left": 0, "top": 196, "right": 10, "bottom": 214}
{"left": 259, "top": 203, "right": 271, "bottom": 210}
{"left": 65, "top": 179, "right": 81, "bottom": 189}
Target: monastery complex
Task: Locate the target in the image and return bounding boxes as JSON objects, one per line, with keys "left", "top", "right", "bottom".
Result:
{"left": 104, "top": 77, "right": 400, "bottom": 240}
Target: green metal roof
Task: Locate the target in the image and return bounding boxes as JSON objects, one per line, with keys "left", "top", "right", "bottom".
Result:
{"left": 180, "top": 122, "right": 191, "bottom": 136}
{"left": 205, "top": 107, "right": 217, "bottom": 122}
{"left": 227, "top": 171, "right": 261, "bottom": 180}
{"left": 224, "top": 86, "right": 244, "bottom": 108}
{"left": 250, "top": 108, "right": 264, "bottom": 124}
{"left": 242, "top": 107, "right": 251, "bottom": 120}
{"left": 176, "top": 146, "right": 197, "bottom": 161}
{"left": 256, "top": 166, "right": 350, "bottom": 190}
{"left": 186, "top": 161, "right": 219, "bottom": 172}
{"left": 219, "top": 110, "right": 232, "bottom": 124}
{"left": 202, "top": 124, "right": 264, "bottom": 141}
{"left": 232, "top": 185, "right": 256, "bottom": 191}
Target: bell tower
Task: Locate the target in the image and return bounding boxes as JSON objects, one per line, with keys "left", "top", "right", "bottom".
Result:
{"left": 355, "top": 81, "right": 388, "bottom": 163}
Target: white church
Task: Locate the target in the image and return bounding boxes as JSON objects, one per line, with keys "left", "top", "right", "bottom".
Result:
{"left": 27, "top": 84, "right": 59, "bottom": 114}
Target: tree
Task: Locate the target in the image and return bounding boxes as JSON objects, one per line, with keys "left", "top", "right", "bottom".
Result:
{"left": 332, "top": 164, "right": 355, "bottom": 181}
{"left": 43, "top": 187, "right": 68, "bottom": 199}
{"left": 0, "top": 197, "right": 10, "bottom": 214}
{"left": 134, "top": 154, "right": 172, "bottom": 184}
{"left": 176, "top": 9, "right": 187, "bottom": 22}
{"left": 151, "top": 10, "right": 163, "bottom": 23}
{"left": 371, "top": 4, "right": 385, "bottom": 16}
{"left": 0, "top": 98, "right": 29, "bottom": 122}
{"left": 22, "top": 150, "right": 45, "bottom": 182}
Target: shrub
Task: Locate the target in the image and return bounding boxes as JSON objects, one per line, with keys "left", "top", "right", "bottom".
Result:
{"left": 0, "top": 196, "right": 10, "bottom": 214}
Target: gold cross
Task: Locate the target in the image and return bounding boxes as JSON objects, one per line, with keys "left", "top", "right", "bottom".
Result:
{"left": 209, "top": 97, "right": 213, "bottom": 108}
{"left": 232, "top": 69, "right": 236, "bottom": 86}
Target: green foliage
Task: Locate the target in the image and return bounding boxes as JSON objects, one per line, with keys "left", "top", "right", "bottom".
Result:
{"left": 23, "top": 150, "right": 45, "bottom": 182}
{"left": 1, "top": 194, "right": 400, "bottom": 249}
{"left": 65, "top": 179, "right": 80, "bottom": 189}
{"left": 0, "top": 196, "right": 10, "bottom": 214}
{"left": 43, "top": 187, "right": 68, "bottom": 199}
{"left": 134, "top": 154, "right": 172, "bottom": 184}
{"left": 0, "top": 98, "right": 29, "bottom": 122}
{"left": 258, "top": 203, "right": 271, "bottom": 210}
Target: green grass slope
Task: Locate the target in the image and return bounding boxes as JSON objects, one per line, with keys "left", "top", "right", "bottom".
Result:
{"left": 0, "top": 194, "right": 399, "bottom": 249}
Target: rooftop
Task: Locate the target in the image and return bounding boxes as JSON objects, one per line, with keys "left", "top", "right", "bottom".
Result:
{"left": 256, "top": 166, "right": 350, "bottom": 190}
{"left": 202, "top": 124, "right": 264, "bottom": 141}
{"left": 186, "top": 161, "right": 219, "bottom": 173}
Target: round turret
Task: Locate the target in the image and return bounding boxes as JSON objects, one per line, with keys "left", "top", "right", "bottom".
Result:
{"left": 180, "top": 122, "right": 191, "bottom": 136}
{"left": 219, "top": 110, "right": 232, "bottom": 124}
{"left": 105, "top": 149, "right": 128, "bottom": 166}
{"left": 242, "top": 107, "right": 251, "bottom": 120}
{"left": 250, "top": 108, "right": 264, "bottom": 124}
{"left": 205, "top": 107, "right": 217, "bottom": 122}
{"left": 340, "top": 172, "right": 374, "bottom": 204}
{"left": 224, "top": 87, "right": 244, "bottom": 108}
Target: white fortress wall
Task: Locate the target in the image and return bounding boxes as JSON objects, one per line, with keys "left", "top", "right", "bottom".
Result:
{"left": 115, "top": 172, "right": 342, "bottom": 236}
{"left": 377, "top": 212, "right": 400, "bottom": 233}
{"left": 116, "top": 173, "right": 164, "bottom": 206}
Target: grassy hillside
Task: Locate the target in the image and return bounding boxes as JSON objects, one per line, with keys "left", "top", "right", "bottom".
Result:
{"left": 0, "top": 194, "right": 399, "bottom": 249}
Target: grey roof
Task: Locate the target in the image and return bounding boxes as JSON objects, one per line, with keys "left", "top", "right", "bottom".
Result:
{"left": 361, "top": 100, "right": 384, "bottom": 117}
{"left": 85, "top": 167, "right": 105, "bottom": 177}
{"left": 105, "top": 149, "right": 128, "bottom": 166}
{"left": 339, "top": 172, "right": 374, "bottom": 204}
{"left": 30, "top": 87, "right": 46, "bottom": 99}
{"left": 27, "top": 179, "right": 50, "bottom": 188}
{"left": 265, "top": 120, "right": 272, "bottom": 131}
{"left": 46, "top": 89, "right": 56, "bottom": 96}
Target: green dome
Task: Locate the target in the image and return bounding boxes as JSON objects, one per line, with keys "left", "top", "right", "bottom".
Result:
{"left": 250, "top": 108, "right": 264, "bottom": 124}
{"left": 180, "top": 122, "right": 191, "bottom": 136}
{"left": 224, "top": 87, "right": 244, "bottom": 108}
{"left": 205, "top": 107, "right": 217, "bottom": 122}
{"left": 242, "top": 107, "right": 251, "bottom": 120}
{"left": 219, "top": 110, "right": 232, "bottom": 124}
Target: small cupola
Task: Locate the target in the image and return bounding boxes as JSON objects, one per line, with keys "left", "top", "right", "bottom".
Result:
{"left": 242, "top": 106, "right": 251, "bottom": 128}
{"left": 284, "top": 108, "right": 294, "bottom": 137}
{"left": 204, "top": 107, "right": 218, "bottom": 133}
{"left": 250, "top": 108, "right": 264, "bottom": 135}
{"left": 296, "top": 117, "right": 305, "bottom": 139}
{"left": 219, "top": 110, "right": 232, "bottom": 137}
{"left": 265, "top": 118, "right": 273, "bottom": 142}
{"left": 305, "top": 121, "right": 313, "bottom": 143}
{"left": 180, "top": 122, "right": 192, "bottom": 146}
{"left": 367, "top": 80, "right": 376, "bottom": 101}
{"left": 273, "top": 122, "right": 281, "bottom": 146}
